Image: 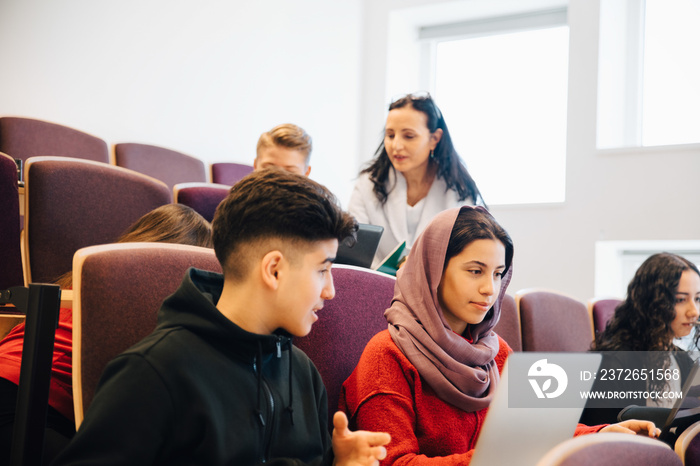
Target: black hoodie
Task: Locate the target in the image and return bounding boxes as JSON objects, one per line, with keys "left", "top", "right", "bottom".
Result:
{"left": 53, "top": 268, "right": 332, "bottom": 466}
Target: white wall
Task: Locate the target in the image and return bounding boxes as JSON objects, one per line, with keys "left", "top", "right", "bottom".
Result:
{"left": 0, "top": 0, "right": 363, "bottom": 204}
{"left": 361, "top": 0, "right": 700, "bottom": 301}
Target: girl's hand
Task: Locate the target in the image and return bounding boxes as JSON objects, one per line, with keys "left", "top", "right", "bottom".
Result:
{"left": 600, "top": 419, "right": 661, "bottom": 438}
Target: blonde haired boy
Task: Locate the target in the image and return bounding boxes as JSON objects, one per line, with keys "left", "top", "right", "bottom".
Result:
{"left": 255, "top": 123, "right": 312, "bottom": 176}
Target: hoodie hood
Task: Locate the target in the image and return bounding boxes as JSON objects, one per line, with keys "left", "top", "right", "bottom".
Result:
{"left": 156, "top": 268, "right": 293, "bottom": 360}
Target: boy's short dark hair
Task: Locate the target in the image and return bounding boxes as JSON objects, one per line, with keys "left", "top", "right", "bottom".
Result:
{"left": 212, "top": 169, "right": 357, "bottom": 279}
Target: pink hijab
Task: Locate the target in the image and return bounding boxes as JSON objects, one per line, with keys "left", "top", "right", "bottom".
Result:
{"left": 385, "top": 206, "right": 513, "bottom": 412}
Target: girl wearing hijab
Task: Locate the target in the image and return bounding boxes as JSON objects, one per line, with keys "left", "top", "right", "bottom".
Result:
{"left": 340, "top": 206, "right": 659, "bottom": 464}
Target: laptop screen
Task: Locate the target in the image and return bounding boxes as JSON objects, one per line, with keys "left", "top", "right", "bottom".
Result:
{"left": 335, "top": 223, "right": 383, "bottom": 269}
{"left": 470, "top": 352, "right": 602, "bottom": 466}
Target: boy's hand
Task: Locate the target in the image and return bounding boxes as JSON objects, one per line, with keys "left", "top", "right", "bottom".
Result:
{"left": 332, "top": 411, "right": 391, "bottom": 466}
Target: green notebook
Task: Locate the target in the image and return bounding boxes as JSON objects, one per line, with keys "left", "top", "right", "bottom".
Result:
{"left": 374, "top": 241, "right": 408, "bottom": 276}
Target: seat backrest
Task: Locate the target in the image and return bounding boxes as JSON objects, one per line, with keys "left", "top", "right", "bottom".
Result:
{"left": 23, "top": 156, "right": 172, "bottom": 284}
{"left": 173, "top": 182, "right": 231, "bottom": 222}
{"left": 115, "top": 143, "right": 207, "bottom": 190}
{"left": 0, "top": 117, "right": 109, "bottom": 174}
{"left": 516, "top": 289, "right": 594, "bottom": 352}
{"left": 538, "top": 432, "right": 681, "bottom": 466}
{"left": 293, "top": 265, "right": 395, "bottom": 426}
{"left": 0, "top": 152, "right": 23, "bottom": 289}
{"left": 210, "top": 162, "right": 254, "bottom": 186}
{"left": 588, "top": 298, "right": 621, "bottom": 334}
{"left": 71, "top": 242, "right": 222, "bottom": 427}
{"left": 493, "top": 294, "right": 521, "bottom": 351}
{"left": 675, "top": 419, "right": 700, "bottom": 466}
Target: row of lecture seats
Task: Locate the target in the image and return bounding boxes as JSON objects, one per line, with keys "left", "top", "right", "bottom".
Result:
{"left": 0, "top": 156, "right": 235, "bottom": 290}
{"left": 0, "top": 116, "right": 253, "bottom": 290}
{"left": 4, "top": 242, "right": 693, "bottom": 465}
{"left": 0, "top": 116, "right": 254, "bottom": 188}
{"left": 496, "top": 291, "right": 619, "bottom": 354}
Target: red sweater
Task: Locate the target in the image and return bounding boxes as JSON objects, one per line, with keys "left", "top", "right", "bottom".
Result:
{"left": 340, "top": 330, "right": 603, "bottom": 465}
{"left": 0, "top": 307, "right": 74, "bottom": 421}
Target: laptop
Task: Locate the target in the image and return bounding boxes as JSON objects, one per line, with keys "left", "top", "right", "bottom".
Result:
{"left": 470, "top": 352, "right": 602, "bottom": 466}
{"left": 614, "top": 357, "right": 700, "bottom": 446}
{"left": 658, "top": 358, "right": 700, "bottom": 444}
{"left": 335, "top": 223, "right": 383, "bottom": 269}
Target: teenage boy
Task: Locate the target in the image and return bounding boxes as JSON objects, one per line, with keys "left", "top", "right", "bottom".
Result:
{"left": 254, "top": 123, "right": 312, "bottom": 176}
{"left": 53, "top": 169, "right": 390, "bottom": 465}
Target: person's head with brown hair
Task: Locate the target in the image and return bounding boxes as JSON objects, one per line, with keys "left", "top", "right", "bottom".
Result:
{"left": 593, "top": 252, "right": 700, "bottom": 352}
{"left": 116, "top": 203, "right": 213, "bottom": 247}
{"left": 362, "top": 92, "right": 483, "bottom": 206}
{"left": 254, "top": 123, "right": 312, "bottom": 176}
{"left": 213, "top": 168, "right": 355, "bottom": 283}
{"left": 55, "top": 204, "right": 212, "bottom": 289}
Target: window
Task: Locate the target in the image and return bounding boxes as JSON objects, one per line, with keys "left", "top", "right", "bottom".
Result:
{"left": 597, "top": 0, "right": 700, "bottom": 149}
{"left": 422, "top": 9, "right": 569, "bottom": 205}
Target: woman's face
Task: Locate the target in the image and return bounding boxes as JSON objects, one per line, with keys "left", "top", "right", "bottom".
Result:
{"left": 384, "top": 105, "right": 442, "bottom": 179}
{"left": 670, "top": 269, "right": 700, "bottom": 340}
{"left": 437, "top": 239, "right": 506, "bottom": 335}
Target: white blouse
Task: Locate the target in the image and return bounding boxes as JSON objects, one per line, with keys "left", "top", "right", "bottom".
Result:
{"left": 348, "top": 168, "right": 474, "bottom": 268}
